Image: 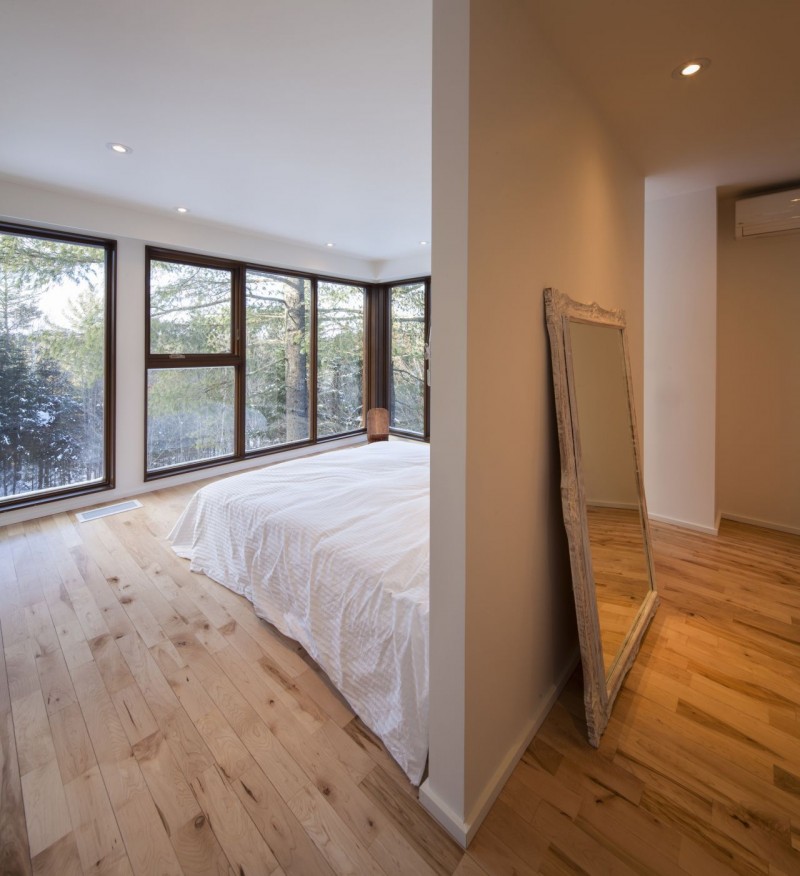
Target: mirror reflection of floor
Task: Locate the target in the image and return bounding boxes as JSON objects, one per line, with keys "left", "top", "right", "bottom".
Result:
{"left": 586, "top": 505, "right": 651, "bottom": 675}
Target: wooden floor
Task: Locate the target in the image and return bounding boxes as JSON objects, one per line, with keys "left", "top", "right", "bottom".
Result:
{"left": 1, "top": 486, "right": 799, "bottom": 876}
{"left": 586, "top": 505, "right": 652, "bottom": 673}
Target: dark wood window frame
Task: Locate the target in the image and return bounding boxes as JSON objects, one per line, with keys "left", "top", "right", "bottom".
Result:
{"left": 145, "top": 247, "right": 393, "bottom": 480}
{"left": 385, "top": 277, "right": 430, "bottom": 441}
{"left": 0, "top": 221, "right": 116, "bottom": 513}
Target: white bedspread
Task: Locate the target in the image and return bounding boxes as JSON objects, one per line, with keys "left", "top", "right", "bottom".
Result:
{"left": 168, "top": 440, "right": 429, "bottom": 784}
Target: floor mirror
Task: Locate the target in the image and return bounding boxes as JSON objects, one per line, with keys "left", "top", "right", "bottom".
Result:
{"left": 544, "top": 287, "right": 659, "bottom": 746}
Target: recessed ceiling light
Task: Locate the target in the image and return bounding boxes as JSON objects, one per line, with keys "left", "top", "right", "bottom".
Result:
{"left": 671, "top": 58, "right": 710, "bottom": 79}
{"left": 106, "top": 142, "right": 133, "bottom": 154}
{"left": 420, "top": 240, "right": 428, "bottom": 246}
{"left": 326, "top": 242, "right": 334, "bottom": 247}
{"left": 175, "top": 206, "right": 189, "bottom": 214}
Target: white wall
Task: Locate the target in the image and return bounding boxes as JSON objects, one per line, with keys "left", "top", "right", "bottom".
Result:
{"left": 0, "top": 176, "right": 429, "bottom": 525}
{"left": 423, "top": 0, "right": 644, "bottom": 844}
{"left": 424, "top": 0, "right": 470, "bottom": 830}
{"left": 717, "top": 196, "right": 800, "bottom": 533}
{"left": 644, "top": 188, "right": 718, "bottom": 533}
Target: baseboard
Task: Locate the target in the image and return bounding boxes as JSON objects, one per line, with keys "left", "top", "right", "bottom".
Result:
{"left": 586, "top": 500, "right": 638, "bottom": 511}
{"left": 417, "top": 783, "right": 470, "bottom": 848}
{"left": 419, "top": 646, "right": 580, "bottom": 848}
{"left": 648, "top": 512, "right": 719, "bottom": 536}
{"left": 720, "top": 513, "right": 800, "bottom": 537}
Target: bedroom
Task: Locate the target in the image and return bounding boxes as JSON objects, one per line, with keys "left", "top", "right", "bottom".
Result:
{"left": 1, "top": 1, "right": 799, "bottom": 874}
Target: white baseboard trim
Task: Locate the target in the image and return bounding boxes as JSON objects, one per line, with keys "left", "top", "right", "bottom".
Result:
{"left": 648, "top": 512, "right": 719, "bottom": 536}
{"left": 419, "top": 646, "right": 580, "bottom": 848}
{"left": 417, "top": 783, "right": 470, "bottom": 848}
{"left": 720, "top": 513, "right": 800, "bottom": 537}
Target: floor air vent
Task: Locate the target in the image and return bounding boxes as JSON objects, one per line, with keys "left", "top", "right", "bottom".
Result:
{"left": 76, "top": 499, "right": 143, "bottom": 523}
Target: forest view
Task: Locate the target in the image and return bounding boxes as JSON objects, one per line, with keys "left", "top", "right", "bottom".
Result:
{"left": 0, "top": 233, "right": 427, "bottom": 503}
{"left": 389, "top": 282, "right": 426, "bottom": 434}
{"left": 146, "top": 263, "right": 370, "bottom": 470}
{"left": 0, "top": 230, "right": 107, "bottom": 503}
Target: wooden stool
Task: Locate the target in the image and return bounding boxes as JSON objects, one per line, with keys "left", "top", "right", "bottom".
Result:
{"left": 366, "top": 407, "right": 389, "bottom": 442}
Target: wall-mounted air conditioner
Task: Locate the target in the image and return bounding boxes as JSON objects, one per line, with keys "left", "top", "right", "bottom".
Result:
{"left": 735, "top": 188, "right": 800, "bottom": 238}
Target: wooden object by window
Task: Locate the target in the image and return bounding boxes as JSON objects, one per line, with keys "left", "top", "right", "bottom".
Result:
{"left": 367, "top": 407, "right": 389, "bottom": 442}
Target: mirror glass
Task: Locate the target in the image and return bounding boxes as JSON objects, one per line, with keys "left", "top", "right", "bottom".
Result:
{"left": 568, "top": 321, "right": 652, "bottom": 677}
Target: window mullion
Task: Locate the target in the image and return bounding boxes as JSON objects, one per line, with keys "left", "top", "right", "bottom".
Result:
{"left": 234, "top": 265, "right": 245, "bottom": 458}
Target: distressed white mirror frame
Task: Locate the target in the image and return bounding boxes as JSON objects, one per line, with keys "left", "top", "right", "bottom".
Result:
{"left": 544, "top": 287, "right": 659, "bottom": 746}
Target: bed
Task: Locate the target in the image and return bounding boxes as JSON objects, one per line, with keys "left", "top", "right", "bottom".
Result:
{"left": 168, "top": 440, "right": 430, "bottom": 784}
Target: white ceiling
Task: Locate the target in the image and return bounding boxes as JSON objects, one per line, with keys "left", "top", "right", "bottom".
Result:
{"left": 2, "top": 1, "right": 799, "bottom": 261}
{"left": 0, "top": 0, "right": 432, "bottom": 261}
{"left": 529, "top": 0, "right": 800, "bottom": 200}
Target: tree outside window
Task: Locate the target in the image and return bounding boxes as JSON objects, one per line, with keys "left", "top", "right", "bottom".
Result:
{"left": 0, "top": 226, "right": 113, "bottom": 508}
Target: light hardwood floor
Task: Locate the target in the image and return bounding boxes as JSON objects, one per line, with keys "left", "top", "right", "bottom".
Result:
{"left": 1, "top": 484, "right": 799, "bottom": 875}
{"left": 586, "top": 505, "right": 652, "bottom": 673}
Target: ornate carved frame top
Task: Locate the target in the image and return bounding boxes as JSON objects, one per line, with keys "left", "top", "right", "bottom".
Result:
{"left": 544, "top": 287, "right": 659, "bottom": 746}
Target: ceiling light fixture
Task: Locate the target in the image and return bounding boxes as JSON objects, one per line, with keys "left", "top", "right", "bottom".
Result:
{"left": 106, "top": 142, "right": 133, "bottom": 154}
{"left": 420, "top": 240, "right": 428, "bottom": 246}
{"left": 671, "top": 58, "right": 710, "bottom": 79}
{"left": 175, "top": 206, "right": 189, "bottom": 214}
{"left": 326, "top": 242, "right": 334, "bottom": 247}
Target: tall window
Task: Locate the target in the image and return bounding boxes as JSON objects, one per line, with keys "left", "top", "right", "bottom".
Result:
{"left": 146, "top": 254, "right": 237, "bottom": 472}
{"left": 0, "top": 224, "right": 115, "bottom": 509}
{"left": 317, "top": 282, "right": 366, "bottom": 437}
{"left": 246, "top": 270, "right": 311, "bottom": 449}
{"left": 389, "top": 280, "right": 428, "bottom": 435}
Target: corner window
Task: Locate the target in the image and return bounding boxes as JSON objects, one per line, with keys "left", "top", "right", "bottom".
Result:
{"left": 145, "top": 248, "right": 428, "bottom": 477}
{"left": 0, "top": 224, "right": 115, "bottom": 510}
{"left": 389, "top": 280, "right": 428, "bottom": 436}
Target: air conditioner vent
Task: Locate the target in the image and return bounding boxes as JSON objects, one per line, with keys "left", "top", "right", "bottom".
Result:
{"left": 76, "top": 499, "right": 142, "bottom": 522}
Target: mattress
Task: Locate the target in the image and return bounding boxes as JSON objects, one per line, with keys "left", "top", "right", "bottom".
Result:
{"left": 168, "top": 440, "right": 430, "bottom": 783}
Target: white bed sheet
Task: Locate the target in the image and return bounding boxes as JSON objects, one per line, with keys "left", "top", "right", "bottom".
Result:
{"left": 168, "top": 440, "right": 430, "bottom": 784}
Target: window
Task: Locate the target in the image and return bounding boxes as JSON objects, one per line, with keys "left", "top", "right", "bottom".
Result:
{"left": 317, "top": 282, "right": 366, "bottom": 437}
{"left": 0, "top": 223, "right": 115, "bottom": 510}
{"left": 388, "top": 280, "right": 429, "bottom": 436}
{"left": 146, "top": 253, "right": 237, "bottom": 472}
{"left": 246, "top": 270, "right": 311, "bottom": 449}
{"left": 145, "top": 250, "right": 369, "bottom": 477}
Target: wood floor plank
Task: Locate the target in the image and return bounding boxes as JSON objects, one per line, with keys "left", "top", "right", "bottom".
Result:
{"left": 35, "top": 649, "right": 76, "bottom": 715}
{"left": 191, "top": 763, "right": 281, "bottom": 875}
{"left": 68, "top": 661, "right": 132, "bottom": 767}
{"left": 20, "top": 757, "right": 72, "bottom": 858}
{"left": 113, "top": 785, "right": 184, "bottom": 876}
{"left": 233, "top": 763, "right": 336, "bottom": 876}
{"left": 286, "top": 782, "right": 386, "bottom": 876}
{"left": 12, "top": 690, "right": 57, "bottom": 776}
{"left": 0, "top": 686, "right": 32, "bottom": 876}
{"left": 49, "top": 702, "right": 96, "bottom": 786}
{"left": 360, "top": 765, "right": 463, "bottom": 876}
{"left": 171, "top": 811, "right": 231, "bottom": 876}
{"left": 63, "top": 764, "right": 127, "bottom": 874}
{"left": 30, "top": 831, "right": 83, "bottom": 876}
{"left": 112, "top": 682, "right": 159, "bottom": 746}
{"left": 161, "top": 707, "right": 216, "bottom": 785}
{"left": 132, "top": 730, "right": 203, "bottom": 836}
{"left": 114, "top": 633, "right": 181, "bottom": 727}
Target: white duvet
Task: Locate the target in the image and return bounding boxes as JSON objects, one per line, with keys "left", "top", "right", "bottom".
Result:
{"left": 169, "top": 440, "right": 430, "bottom": 784}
